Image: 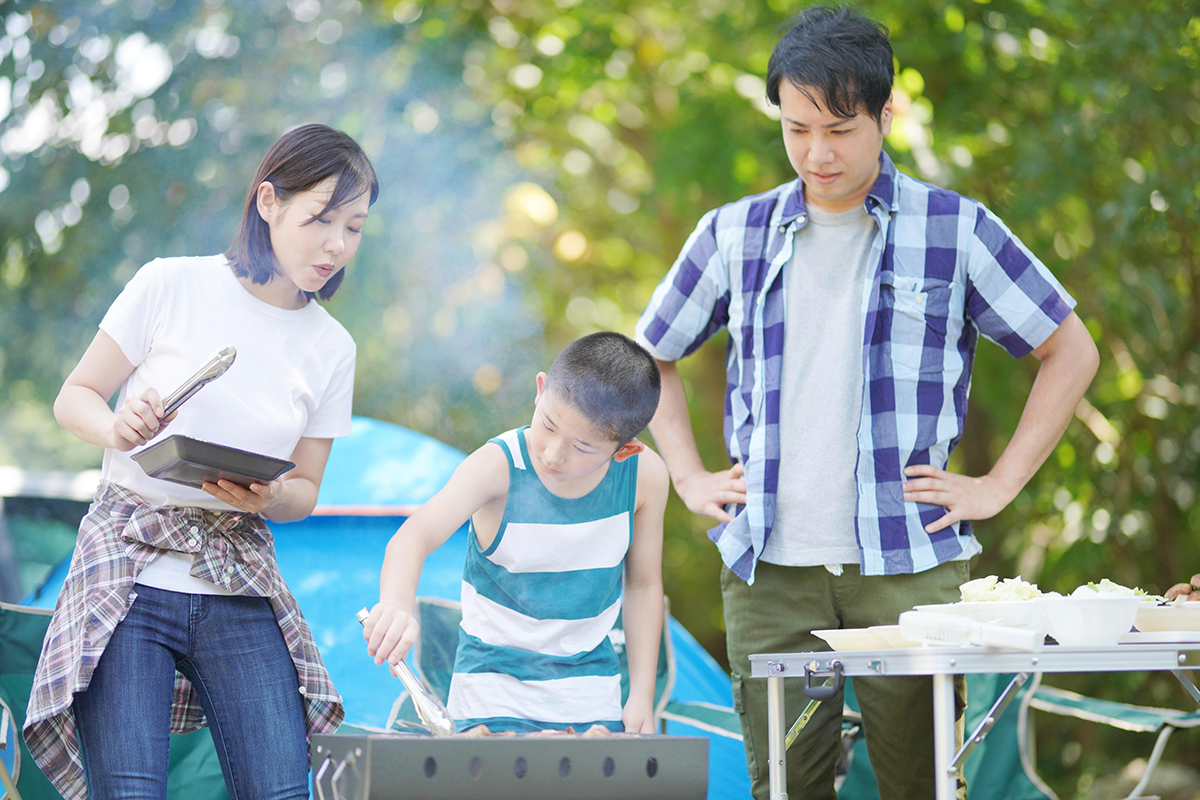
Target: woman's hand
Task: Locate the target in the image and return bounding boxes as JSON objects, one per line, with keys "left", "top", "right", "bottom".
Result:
{"left": 202, "top": 477, "right": 283, "bottom": 514}
{"left": 112, "top": 388, "right": 177, "bottom": 451}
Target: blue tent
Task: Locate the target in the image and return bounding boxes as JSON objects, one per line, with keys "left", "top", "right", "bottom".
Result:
{"left": 24, "top": 417, "right": 750, "bottom": 800}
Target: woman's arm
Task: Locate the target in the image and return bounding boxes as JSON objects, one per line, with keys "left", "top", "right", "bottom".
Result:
{"left": 54, "top": 329, "right": 172, "bottom": 451}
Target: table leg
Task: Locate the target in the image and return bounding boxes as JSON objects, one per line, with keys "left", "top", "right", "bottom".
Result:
{"left": 767, "top": 675, "right": 788, "bottom": 800}
{"left": 933, "top": 672, "right": 957, "bottom": 800}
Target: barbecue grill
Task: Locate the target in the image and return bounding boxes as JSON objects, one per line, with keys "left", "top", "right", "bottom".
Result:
{"left": 312, "top": 731, "right": 709, "bottom": 800}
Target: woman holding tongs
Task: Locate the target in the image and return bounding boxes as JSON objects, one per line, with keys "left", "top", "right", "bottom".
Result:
{"left": 25, "top": 124, "right": 378, "bottom": 800}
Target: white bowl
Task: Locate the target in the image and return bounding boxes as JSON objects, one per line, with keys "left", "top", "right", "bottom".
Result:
{"left": 1034, "top": 595, "right": 1140, "bottom": 646}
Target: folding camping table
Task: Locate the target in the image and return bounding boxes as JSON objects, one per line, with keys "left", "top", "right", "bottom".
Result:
{"left": 750, "top": 642, "right": 1200, "bottom": 800}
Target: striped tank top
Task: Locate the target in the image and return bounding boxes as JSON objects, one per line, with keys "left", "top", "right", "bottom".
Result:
{"left": 447, "top": 426, "right": 638, "bottom": 732}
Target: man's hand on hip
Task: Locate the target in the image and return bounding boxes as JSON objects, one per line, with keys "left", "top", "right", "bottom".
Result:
{"left": 675, "top": 462, "right": 747, "bottom": 524}
{"left": 901, "top": 465, "right": 1016, "bottom": 534}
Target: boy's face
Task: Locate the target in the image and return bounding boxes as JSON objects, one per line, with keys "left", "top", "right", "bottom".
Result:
{"left": 779, "top": 80, "right": 893, "bottom": 214}
{"left": 528, "top": 374, "right": 642, "bottom": 488}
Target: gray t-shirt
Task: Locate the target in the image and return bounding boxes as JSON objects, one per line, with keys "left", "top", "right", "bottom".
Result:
{"left": 762, "top": 204, "right": 874, "bottom": 567}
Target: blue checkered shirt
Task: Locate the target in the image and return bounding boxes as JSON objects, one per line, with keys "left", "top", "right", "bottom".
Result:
{"left": 636, "top": 151, "right": 1075, "bottom": 582}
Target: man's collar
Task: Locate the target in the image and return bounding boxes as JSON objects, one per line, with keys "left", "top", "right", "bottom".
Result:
{"left": 778, "top": 150, "right": 900, "bottom": 225}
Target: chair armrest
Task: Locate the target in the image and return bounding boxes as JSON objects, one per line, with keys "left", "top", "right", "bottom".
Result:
{"left": 661, "top": 700, "right": 743, "bottom": 740}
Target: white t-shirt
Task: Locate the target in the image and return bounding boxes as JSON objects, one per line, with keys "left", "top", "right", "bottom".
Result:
{"left": 99, "top": 255, "right": 356, "bottom": 592}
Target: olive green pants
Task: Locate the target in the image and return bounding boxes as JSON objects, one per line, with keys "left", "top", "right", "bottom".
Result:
{"left": 722, "top": 560, "right": 970, "bottom": 800}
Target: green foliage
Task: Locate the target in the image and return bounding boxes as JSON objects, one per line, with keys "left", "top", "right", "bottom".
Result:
{"left": 3, "top": 1, "right": 1199, "bottom": 791}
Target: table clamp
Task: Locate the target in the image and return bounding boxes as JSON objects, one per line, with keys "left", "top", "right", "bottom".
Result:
{"left": 803, "top": 659, "right": 844, "bottom": 701}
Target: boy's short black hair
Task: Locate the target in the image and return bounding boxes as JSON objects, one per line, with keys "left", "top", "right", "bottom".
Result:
{"left": 544, "top": 332, "right": 661, "bottom": 447}
{"left": 766, "top": 5, "right": 894, "bottom": 123}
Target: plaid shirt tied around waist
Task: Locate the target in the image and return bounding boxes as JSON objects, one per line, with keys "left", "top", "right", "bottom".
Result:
{"left": 636, "top": 151, "right": 1075, "bottom": 583}
{"left": 23, "top": 481, "right": 343, "bottom": 800}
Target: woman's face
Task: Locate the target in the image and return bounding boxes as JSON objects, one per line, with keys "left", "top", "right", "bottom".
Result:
{"left": 254, "top": 176, "right": 370, "bottom": 308}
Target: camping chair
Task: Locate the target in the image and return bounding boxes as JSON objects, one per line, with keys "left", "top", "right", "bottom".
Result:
{"left": 0, "top": 602, "right": 56, "bottom": 800}
{"left": 1016, "top": 671, "right": 1200, "bottom": 800}
{"left": 384, "top": 596, "right": 743, "bottom": 739}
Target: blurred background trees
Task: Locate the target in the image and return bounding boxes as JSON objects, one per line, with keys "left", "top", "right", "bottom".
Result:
{"left": 1, "top": 0, "right": 1197, "bottom": 794}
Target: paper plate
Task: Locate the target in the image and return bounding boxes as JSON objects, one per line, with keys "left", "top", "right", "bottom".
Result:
{"left": 1134, "top": 602, "right": 1200, "bottom": 632}
{"left": 1119, "top": 630, "right": 1200, "bottom": 644}
{"left": 867, "top": 625, "right": 921, "bottom": 648}
{"left": 812, "top": 628, "right": 892, "bottom": 651}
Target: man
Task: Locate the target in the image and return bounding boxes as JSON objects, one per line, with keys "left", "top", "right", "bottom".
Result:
{"left": 635, "top": 6, "right": 1099, "bottom": 800}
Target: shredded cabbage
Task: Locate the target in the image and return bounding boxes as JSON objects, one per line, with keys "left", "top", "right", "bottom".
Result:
{"left": 1071, "top": 578, "right": 1162, "bottom": 602}
{"left": 959, "top": 575, "right": 1043, "bottom": 602}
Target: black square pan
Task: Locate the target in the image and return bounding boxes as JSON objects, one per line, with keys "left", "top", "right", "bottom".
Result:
{"left": 132, "top": 435, "right": 294, "bottom": 489}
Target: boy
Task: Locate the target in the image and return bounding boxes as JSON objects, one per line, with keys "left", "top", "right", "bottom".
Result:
{"left": 363, "top": 332, "right": 669, "bottom": 734}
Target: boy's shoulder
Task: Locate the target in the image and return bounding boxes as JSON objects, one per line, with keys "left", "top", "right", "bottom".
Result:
{"left": 449, "top": 439, "right": 512, "bottom": 497}
{"left": 481, "top": 427, "right": 526, "bottom": 470}
{"left": 632, "top": 444, "right": 670, "bottom": 504}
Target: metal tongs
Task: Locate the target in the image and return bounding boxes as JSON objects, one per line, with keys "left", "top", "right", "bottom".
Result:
{"left": 356, "top": 608, "right": 455, "bottom": 735}
{"left": 160, "top": 346, "right": 237, "bottom": 420}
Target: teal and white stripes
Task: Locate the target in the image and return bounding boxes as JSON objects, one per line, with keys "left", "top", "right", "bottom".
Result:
{"left": 447, "top": 426, "right": 637, "bottom": 732}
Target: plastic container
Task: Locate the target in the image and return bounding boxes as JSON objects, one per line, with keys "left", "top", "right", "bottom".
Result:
{"left": 914, "top": 601, "right": 1044, "bottom": 635}
{"left": 898, "top": 611, "right": 1040, "bottom": 651}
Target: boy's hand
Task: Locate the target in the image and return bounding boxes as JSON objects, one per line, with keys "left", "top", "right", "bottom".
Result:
{"left": 363, "top": 602, "right": 420, "bottom": 666}
{"left": 622, "top": 696, "right": 657, "bottom": 734}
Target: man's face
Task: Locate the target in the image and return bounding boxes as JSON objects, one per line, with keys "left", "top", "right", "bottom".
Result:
{"left": 778, "top": 81, "right": 893, "bottom": 214}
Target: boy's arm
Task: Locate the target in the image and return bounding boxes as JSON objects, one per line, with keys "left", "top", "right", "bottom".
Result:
{"left": 364, "top": 442, "right": 509, "bottom": 668}
{"left": 621, "top": 447, "right": 669, "bottom": 733}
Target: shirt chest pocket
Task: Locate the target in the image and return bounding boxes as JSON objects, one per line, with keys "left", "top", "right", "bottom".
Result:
{"left": 880, "top": 275, "right": 962, "bottom": 379}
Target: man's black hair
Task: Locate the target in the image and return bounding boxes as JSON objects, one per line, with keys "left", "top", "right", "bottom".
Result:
{"left": 544, "top": 332, "right": 662, "bottom": 447}
{"left": 766, "top": 5, "right": 894, "bottom": 122}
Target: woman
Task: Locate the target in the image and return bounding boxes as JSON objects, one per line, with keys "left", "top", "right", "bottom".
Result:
{"left": 24, "top": 123, "right": 378, "bottom": 800}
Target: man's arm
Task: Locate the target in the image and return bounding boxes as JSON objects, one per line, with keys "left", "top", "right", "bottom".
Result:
{"left": 621, "top": 448, "right": 669, "bottom": 734}
{"left": 364, "top": 443, "right": 508, "bottom": 666}
{"left": 648, "top": 360, "right": 746, "bottom": 523}
{"left": 903, "top": 311, "right": 1099, "bottom": 533}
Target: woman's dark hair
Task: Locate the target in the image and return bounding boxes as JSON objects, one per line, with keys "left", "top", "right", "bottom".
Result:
{"left": 225, "top": 123, "right": 379, "bottom": 301}
{"left": 544, "top": 332, "right": 662, "bottom": 447}
{"left": 766, "top": 5, "right": 894, "bottom": 123}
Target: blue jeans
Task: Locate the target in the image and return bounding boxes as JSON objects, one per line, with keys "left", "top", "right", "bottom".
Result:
{"left": 73, "top": 585, "right": 310, "bottom": 800}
